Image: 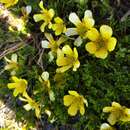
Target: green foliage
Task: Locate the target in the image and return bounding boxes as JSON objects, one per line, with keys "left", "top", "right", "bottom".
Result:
{"left": 0, "top": 0, "right": 130, "bottom": 129}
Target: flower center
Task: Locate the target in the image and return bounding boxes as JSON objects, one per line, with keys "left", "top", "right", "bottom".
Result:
{"left": 77, "top": 22, "right": 88, "bottom": 38}
{"left": 42, "top": 11, "right": 52, "bottom": 23}
{"left": 96, "top": 36, "right": 108, "bottom": 50}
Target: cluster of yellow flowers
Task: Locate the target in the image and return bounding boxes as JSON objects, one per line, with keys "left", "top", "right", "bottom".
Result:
{"left": 2, "top": 1, "right": 129, "bottom": 129}
{"left": 100, "top": 102, "right": 130, "bottom": 130}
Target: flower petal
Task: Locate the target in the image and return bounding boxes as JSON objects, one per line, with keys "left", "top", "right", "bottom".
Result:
{"left": 63, "top": 95, "right": 74, "bottom": 106}
{"left": 54, "top": 17, "right": 63, "bottom": 23}
{"left": 41, "top": 71, "right": 49, "bottom": 81}
{"left": 106, "top": 37, "right": 117, "bottom": 52}
{"left": 68, "top": 102, "right": 78, "bottom": 116}
{"left": 33, "top": 14, "right": 44, "bottom": 22}
{"left": 100, "top": 123, "right": 114, "bottom": 130}
{"left": 11, "top": 76, "right": 19, "bottom": 82}
{"left": 73, "top": 60, "right": 80, "bottom": 71}
{"left": 95, "top": 48, "right": 108, "bottom": 59}
{"left": 65, "top": 28, "right": 78, "bottom": 36}
{"left": 57, "top": 57, "right": 71, "bottom": 66}
{"left": 84, "top": 10, "right": 93, "bottom": 18}
{"left": 74, "top": 36, "right": 83, "bottom": 47}
{"left": 86, "top": 28, "right": 99, "bottom": 41}
{"left": 7, "top": 83, "right": 17, "bottom": 89}
{"left": 57, "top": 36, "right": 67, "bottom": 46}
{"left": 41, "top": 40, "right": 50, "bottom": 48}
{"left": 69, "top": 13, "right": 81, "bottom": 26}
{"left": 11, "top": 53, "right": 17, "bottom": 62}
{"left": 108, "top": 113, "right": 117, "bottom": 125}
{"left": 62, "top": 45, "right": 73, "bottom": 56}
{"left": 13, "top": 89, "right": 19, "bottom": 97}
{"left": 4, "top": 64, "right": 16, "bottom": 70}
{"left": 84, "top": 18, "right": 95, "bottom": 29}
{"left": 85, "top": 42, "right": 97, "bottom": 54}
{"left": 73, "top": 48, "right": 78, "bottom": 59}
{"left": 40, "top": 22, "right": 47, "bottom": 32}
{"left": 56, "top": 65, "right": 72, "bottom": 73}
{"left": 100, "top": 25, "right": 113, "bottom": 40}
{"left": 24, "top": 104, "right": 32, "bottom": 111}
{"left": 48, "top": 9, "right": 55, "bottom": 18}
{"left": 69, "top": 91, "right": 80, "bottom": 97}
{"left": 112, "top": 102, "right": 121, "bottom": 108}
{"left": 44, "top": 33, "right": 55, "bottom": 43}
{"left": 80, "top": 104, "right": 85, "bottom": 115}
{"left": 103, "top": 107, "right": 113, "bottom": 113}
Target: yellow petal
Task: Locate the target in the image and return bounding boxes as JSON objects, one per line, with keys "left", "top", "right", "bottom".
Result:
{"left": 86, "top": 28, "right": 99, "bottom": 41}
{"left": 39, "top": 1, "right": 44, "bottom": 10}
{"left": 79, "top": 103, "right": 85, "bottom": 115}
{"left": 56, "top": 65, "right": 72, "bottom": 73}
{"left": 62, "top": 45, "right": 73, "bottom": 56}
{"left": 48, "top": 9, "right": 55, "bottom": 18}
{"left": 63, "top": 95, "right": 74, "bottom": 106}
{"left": 69, "top": 13, "right": 81, "bottom": 26}
{"left": 103, "top": 107, "right": 113, "bottom": 113}
{"left": 69, "top": 91, "right": 80, "bottom": 97}
{"left": 44, "top": 33, "right": 55, "bottom": 43}
{"left": 73, "top": 47, "right": 78, "bottom": 59}
{"left": 68, "top": 102, "right": 78, "bottom": 116}
{"left": 100, "top": 25, "right": 113, "bottom": 40}
{"left": 106, "top": 37, "right": 117, "bottom": 52}
{"left": 73, "top": 60, "right": 80, "bottom": 71}
{"left": 11, "top": 76, "right": 19, "bottom": 82}
{"left": 57, "top": 37, "right": 67, "bottom": 46}
{"left": 35, "top": 106, "right": 41, "bottom": 118}
{"left": 13, "top": 89, "right": 19, "bottom": 97}
{"left": 40, "top": 22, "right": 47, "bottom": 32}
{"left": 4, "top": 63, "right": 16, "bottom": 70}
{"left": 57, "top": 57, "right": 71, "bottom": 66}
{"left": 85, "top": 42, "right": 97, "bottom": 54}
{"left": 95, "top": 48, "right": 108, "bottom": 59}
{"left": 112, "top": 102, "right": 121, "bottom": 108}
{"left": 84, "top": 18, "right": 95, "bottom": 29}
{"left": 54, "top": 17, "right": 63, "bottom": 23}
{"left": 121, "top": 108, "right": 130, "bottom": 122}
{"left": 7, "top": 83, "right": 17, "bottom": 89}
{"left": 33, "top": 14, "right": 44, "bottom": 22}
{"left": 4, "top": 57, "right": 11, "bottom": 63}
{"left": 108, "top": 113, "right": 117, "bottom": 125}
{"left": 57, "top": 48, "right": 64, "bottom": 58}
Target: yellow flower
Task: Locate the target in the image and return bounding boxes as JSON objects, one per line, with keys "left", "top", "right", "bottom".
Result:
{"left": 33, "top": 1, "right": 55, "bottom": 32}
{"left": 0, "top": 0, "right": 18, "bottom": 7}
{"left": 52, "top": 17, "right": 66, "bottom": 35}
{"left": 19, "top": 93, "right": 41, "bottom": 118}
{"left": 4, "top": 54, "right": 19, "bottom": 74}
{"left": 103, "top": 102, "right": 130, "bottom": 125}
{"left": 100, "top": 123, "right": 116, "bottom": 130}
{"left": 85, "top": 25, "right": 117, "bottom": 59}
{"left": 63, "top": 91, "right": 88, "bottom": 116}
{"left": 7, "top": 76, "right": 27, "bottom": 97}
{"left": 65, "top": 10, "right": 95, "bottom": 46}
{"left": 56, "top": 45, "right": 80, "bottom": 73}
{"left": 41, "top": 33, "right": 67, "bottom": 53}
